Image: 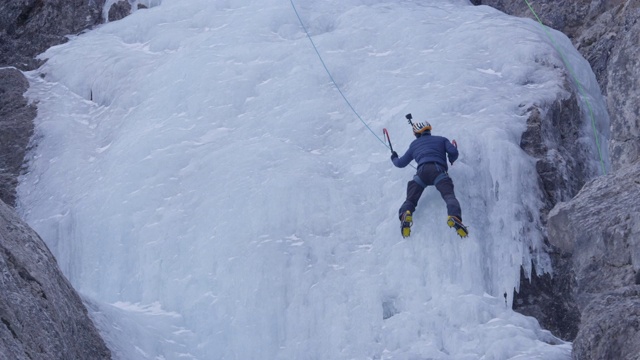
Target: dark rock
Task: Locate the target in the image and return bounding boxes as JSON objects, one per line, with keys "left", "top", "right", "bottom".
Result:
{"left": 471, "top": 0, "right": 593, "bottom": 40}
{"left": 605, "top": 7, "right": 640, "bottom": 171}
{"left": 0, "top": 0, "right": 106, "bottom": 71}
{"left": 548, "top": 162, "right": 640, "bottom": 303}
{"left": 519, "top": 85, "right": 592, "bottom": 215}
{"left": 513, "top": 257, "right": 580, "bottom": 341}
{"left": 547, "top": 161, "right": 640, "bottom": 357}
{"left": 0, "top": 199, "right": 112, "bottom": 359}
{"left": 0, "top": 68, "right": 36, "bottom": 207}
{"left": 572, "top": 286, "right": 640, "bottom": 360}
{"left": 108, "top": 0, "right": 132, "bottom": 22}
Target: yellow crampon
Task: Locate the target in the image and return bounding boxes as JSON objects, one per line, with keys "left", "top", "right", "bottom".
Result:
{"left": 447, "top": 216, "right": 469, "bottom": 238}
{"left": 401, "top": 210, "right": 412, "bottom": 238}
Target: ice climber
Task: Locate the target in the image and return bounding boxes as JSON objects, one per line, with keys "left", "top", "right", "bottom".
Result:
{"left": 390, "top": 114, "right": 468, "bottom": 238}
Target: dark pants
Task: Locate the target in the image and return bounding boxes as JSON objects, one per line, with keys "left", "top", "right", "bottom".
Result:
{"left": 398, "top": 163, "right": 462, "bottom": 221}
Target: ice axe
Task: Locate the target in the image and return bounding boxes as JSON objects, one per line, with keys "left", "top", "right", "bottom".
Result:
{"left": 382, "top": 128, "right": 394, "bottom": 153}
{"left": 383, "top": 113, "right": 413, "bottom": 155}
{"left": 383, "top": 113, "right": 414, "bottom": 154}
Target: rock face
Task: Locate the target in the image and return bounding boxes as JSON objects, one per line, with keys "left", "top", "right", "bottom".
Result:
{"left": 474, "top": 1, "right": 640, "bottom": 358}
{"left": 0, "top": 199, "right": 112, "bottom": 360}
{"left": 573, "top": 286, "right": 640, "bottom": 360}
{"left": 108, "top": 0, "right": 133, "bottom": 22}
{"left": 0, "top": 0, "right": 106, "bottom": 71}
{"left": 0, "top": 68, "right": 35, "bottom": 208}
{"left": 548, "top": 162, "right": 640, "bottom": 360}
{"left": 519, "top": 87, "right": 594, "bottom": 214}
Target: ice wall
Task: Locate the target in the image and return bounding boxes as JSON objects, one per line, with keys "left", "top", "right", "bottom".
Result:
{"left": 18, "top": 0, "right": 607, "bottom": 358}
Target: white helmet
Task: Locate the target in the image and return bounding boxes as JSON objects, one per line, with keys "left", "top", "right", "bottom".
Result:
{"left": 412, "top": 121, "right": 432, "bottom": 134}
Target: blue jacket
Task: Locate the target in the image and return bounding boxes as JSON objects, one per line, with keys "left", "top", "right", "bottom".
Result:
{"left": 392, "top": 134, "right": 458, "bottom": 170}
